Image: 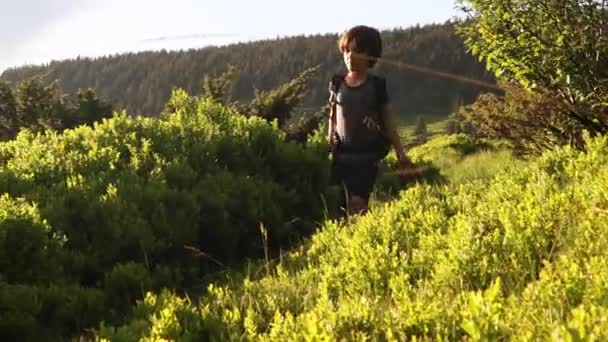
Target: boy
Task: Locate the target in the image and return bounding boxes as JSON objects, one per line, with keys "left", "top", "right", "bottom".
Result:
{"left": 328, "top": 25, "right": 413, "bottom": 216}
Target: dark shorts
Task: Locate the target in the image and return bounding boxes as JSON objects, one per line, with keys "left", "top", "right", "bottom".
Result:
{"left": 330, "top": 153, "right": 379, "bottom": 201}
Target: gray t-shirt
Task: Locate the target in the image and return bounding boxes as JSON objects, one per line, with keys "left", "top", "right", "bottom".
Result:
{"left": 333, "top": 74, "right": 389, "bottom": 151}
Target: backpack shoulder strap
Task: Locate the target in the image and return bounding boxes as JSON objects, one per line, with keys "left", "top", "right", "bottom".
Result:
{"left": 328, "top": 73, "right": 345, "bottom": 102}
{"left": 328, "top": 73, "right": 345, "bottom": 146}
{"left": 368, "top": 74, "right": 388, "bottom": 126}
{"left": 369, "top": 74, "right": 392, "bottom": 155}
{"left": 370, "top": 74, "right": 387, "bottom": 109}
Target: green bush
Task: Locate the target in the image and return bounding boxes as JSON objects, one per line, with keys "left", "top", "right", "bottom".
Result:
{"left": 0, "top": 282, "right": 105, "bottom": 341}
{"left": 97, "top": 134, "right": 608, "bottom": 340}
{"left": 0, "top": 194, "right": 63, "bottom": 284}
{"left": 0, "top": 88, "right": 333, "bottom": 338}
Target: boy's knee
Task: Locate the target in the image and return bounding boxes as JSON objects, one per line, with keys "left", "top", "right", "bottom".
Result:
{"left": 349, "top": 195, "right": 368, "bottom": 215}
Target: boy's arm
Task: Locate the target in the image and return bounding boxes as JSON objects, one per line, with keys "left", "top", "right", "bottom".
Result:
{"left": 380, "top": 103, "right": 413, "bottom": 166}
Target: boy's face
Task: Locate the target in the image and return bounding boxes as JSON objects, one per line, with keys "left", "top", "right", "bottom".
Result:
{"left": 343, "top": 47, "right": 369, "bottom": 73}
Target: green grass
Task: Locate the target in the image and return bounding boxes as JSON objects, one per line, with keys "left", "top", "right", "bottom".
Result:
{"left": 96, "top": 134, "right": 608, "bottom": 341}
{"left": 437, "top": 149, "right": 527, "bottom": 184}
{"left": 381, "top": 132, "right": 529, "bottom": 187}
{"left": 368, "top": 133, "right": 531, "bottom": 217}
{"left": 398, "top": 118, "right": 448, "bottom": 145}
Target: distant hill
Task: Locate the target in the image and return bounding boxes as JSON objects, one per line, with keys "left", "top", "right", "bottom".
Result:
{"left": 0, "top": 22, "right": 496, "bottom": 123}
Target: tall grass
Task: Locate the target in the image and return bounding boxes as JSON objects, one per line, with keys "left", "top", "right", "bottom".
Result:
{"left": 96, "top": 134, "right": 608, "bottom": 341}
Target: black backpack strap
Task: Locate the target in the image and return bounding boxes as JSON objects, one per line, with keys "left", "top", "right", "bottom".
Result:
{"left": 328, "top": 73, "right": 345, "bottom": 147}
{"left": 328, "top": 73, "right": 345, "bottom": 104}
{"left": 370, "top": 74, "right": 388, "bottom": 116}
{"left": 370, "top": 75, "right": 392, "bottom": 157}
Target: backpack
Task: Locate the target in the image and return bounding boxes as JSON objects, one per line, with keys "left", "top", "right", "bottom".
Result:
{"left": 328, "top": 73, "right": 391, "bottom": 161}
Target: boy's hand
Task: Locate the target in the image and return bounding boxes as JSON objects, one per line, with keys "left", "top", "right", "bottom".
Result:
{"left": 396, "top": 149, "right": 413, "bottom": 169}
{"left": 397, "top": 151, "right": 415, "bottom": 174}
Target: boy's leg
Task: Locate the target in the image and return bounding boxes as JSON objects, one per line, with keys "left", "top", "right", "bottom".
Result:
{"left": 345, "top": 160, "right": 379, "bottom": 216}
{"left": 329, "top": 156, "right": 350, "bottom": 219}
{"left": 349, "top": 195, "right": 369, "bottom": 215}
{"left": 331, "top": 154, "right": 379, "bottom": 217}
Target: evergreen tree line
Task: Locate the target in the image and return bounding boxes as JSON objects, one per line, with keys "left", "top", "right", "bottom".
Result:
{"left": 0, "top": 22, "right": 496, "bottom": 122}
{"left": 0, "top": 77, "right": 113, "bottom": 140}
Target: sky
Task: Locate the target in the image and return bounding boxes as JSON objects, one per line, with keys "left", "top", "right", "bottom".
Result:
{"left": 0, "top": 0, "right": 462, "bottom": 73}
